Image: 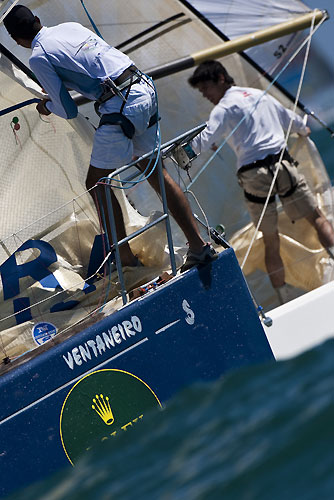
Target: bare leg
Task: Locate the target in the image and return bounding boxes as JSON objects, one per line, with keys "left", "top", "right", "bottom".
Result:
{"left": 306, "top": 207, "right": 334, "bottom": 248}
{"left": 262, "top": 231, "right": 285, "bottom": 288}
{"left": 137, "top": 158, "right": 206, "bottom": 252}
{"left": 86, "top": 165, "right": 137, "bottom": 266}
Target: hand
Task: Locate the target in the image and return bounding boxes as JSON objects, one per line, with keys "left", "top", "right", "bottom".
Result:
{"left": 36, "top": 99, "right": 51, "bottom": 116}
{"left": 299, "top": 126, "right": 311, "bottom": 137}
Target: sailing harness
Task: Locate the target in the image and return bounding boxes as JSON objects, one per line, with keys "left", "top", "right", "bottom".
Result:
{"left": 95, "top": 65, "right": 159, "bottom": 139}
{"left": 238, "top": 149, "right": 299, "bottom": 204}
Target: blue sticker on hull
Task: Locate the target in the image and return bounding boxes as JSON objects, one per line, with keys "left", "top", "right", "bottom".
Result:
{"left": 32, "top": 322, "right": 57, "bottom": 345}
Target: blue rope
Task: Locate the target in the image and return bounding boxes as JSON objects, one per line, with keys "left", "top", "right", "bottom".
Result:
{"left": 100, "top": 74, "right": 162, "bottom": 190}
{"left": 80, "top": 0, "right": 104, "bottom": 39}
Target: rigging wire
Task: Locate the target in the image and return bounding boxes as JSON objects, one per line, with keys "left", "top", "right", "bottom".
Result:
{"left": 0, "top": 0, "right": 20, "bottom": 26}
{"left": 186, "top": 12, "right": 326, "bottom": 191}
{"left": 240, "top": 12, "right": 317, "bottom": 271}
{"left": 169, "top": 159, "right": 212, "bottom": 239}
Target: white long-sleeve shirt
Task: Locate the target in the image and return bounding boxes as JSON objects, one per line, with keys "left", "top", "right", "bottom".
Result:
{"left": 30, "top": 23, "right": 134, "bottom": 119}
{"left": 191, "top": 86, "right": 309, "bottom": 170}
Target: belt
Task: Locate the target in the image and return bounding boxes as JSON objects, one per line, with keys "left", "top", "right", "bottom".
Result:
{"left": 238, "top": 149, "right": 294, "bottom": 174}
{"left": 96, "top": 65, "right": 141, "bottom": 106}
{"left": 113, "top": 65, "right": 140, "bottom": 87}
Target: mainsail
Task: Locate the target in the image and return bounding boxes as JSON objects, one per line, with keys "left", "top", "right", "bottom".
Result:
{"left": 184, "top": 0, "right": 311, "bottom": 74}
{"left": 0, "top": 0, "right": 332, "bottom": 358}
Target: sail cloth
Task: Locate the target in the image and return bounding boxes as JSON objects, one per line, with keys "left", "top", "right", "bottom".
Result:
{"left": 183, "top": 0, "right": 334, "bottom": 298}
{"left": 0, "top": 1, "right": 184, "bottom": 359}
{"left": 185, "top": 0, "right": 310, "bottom": 74}
{"left": 0, "top": 0, "right": 332, "bottom": 358}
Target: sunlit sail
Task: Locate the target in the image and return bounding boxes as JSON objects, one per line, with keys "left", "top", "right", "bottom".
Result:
{"left": 0, "top": 0, "right": 332, "bottom": 359}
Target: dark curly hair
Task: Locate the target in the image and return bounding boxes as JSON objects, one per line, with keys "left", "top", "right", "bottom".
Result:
{"left": 188, "top": 60, "right": 235, "bottom": 87}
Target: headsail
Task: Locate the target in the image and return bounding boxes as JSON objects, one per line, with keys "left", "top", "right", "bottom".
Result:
{"left": 0, "top": 0, "right": 332, "bottom": 358}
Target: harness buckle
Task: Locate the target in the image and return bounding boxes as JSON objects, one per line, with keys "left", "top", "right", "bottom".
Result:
{"left": 101, "top": 77, "right": 127, "bottom": 103}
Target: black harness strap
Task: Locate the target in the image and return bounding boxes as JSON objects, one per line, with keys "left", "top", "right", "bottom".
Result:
{"left": 279, "top": 183, "right": 297, "bottom": 198}
{"left": 98, "top": 112, "right": 135, "bottom": 139}
{"left": 96, "top": 67, "right": 160, "bottom": 139}
{"left": 148, "top": 111, "right": 160, "bottom": 128}
{"left": 238, "top": 149, "right": 297, "bottom": 174}
{"left": 98, "top": 111, "right": 160, "bottom": 139}
{"left": 239, "top": 149, "right": 299, "bottom": 204}
{"left": 244, "top": 190, "right": 276, "bottom": 204}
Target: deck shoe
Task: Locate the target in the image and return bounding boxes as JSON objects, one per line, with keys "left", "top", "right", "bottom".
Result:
{"left": 180, "top": 243, "right": 218, "bottom": 272}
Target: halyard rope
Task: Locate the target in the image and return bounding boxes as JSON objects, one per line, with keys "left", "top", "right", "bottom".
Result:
{"left": 187, "top": 11, "right": 326, "bottom": 191}
{"left": 240, "top": 11, "right": 317, "bottom": 270}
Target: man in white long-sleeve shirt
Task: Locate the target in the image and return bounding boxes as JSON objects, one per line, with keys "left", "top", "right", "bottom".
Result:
{"left": 189, "top": 60, "right": 334, "bottom": 302}
{"left": 4, "top": 5, "right": 216, "bottom": 271}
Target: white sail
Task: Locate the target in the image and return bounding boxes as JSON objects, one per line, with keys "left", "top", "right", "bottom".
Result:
{"left": 186, "top": 0, "right": 311, "bottom": 73}
{"left": 0, "top": 0, "right": 332, "bottom": 357}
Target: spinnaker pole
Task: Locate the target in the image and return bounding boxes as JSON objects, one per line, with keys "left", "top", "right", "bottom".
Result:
{"left": 145, "top": 9, "right": 333, "bottom": 136}
{"left": 147, "top": 10, "right": 327, "bottom": 79}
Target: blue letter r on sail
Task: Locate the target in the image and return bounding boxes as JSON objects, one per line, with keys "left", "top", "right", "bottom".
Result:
{"left": 0, "top": 239, "right": 61, "bottom": 300}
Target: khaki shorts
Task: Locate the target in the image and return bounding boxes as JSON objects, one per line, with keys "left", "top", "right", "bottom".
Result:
{"left": 237, "top": 158, "right": 317, "bottom": 233}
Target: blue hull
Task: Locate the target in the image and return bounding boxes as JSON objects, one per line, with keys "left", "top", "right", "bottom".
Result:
{"left": 0, "top": 249, "right": 274, "bottom": 497}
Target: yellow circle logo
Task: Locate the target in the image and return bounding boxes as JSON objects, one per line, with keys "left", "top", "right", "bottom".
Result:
{"left": 60, "top": 369, "right": 161, "bottom": 465}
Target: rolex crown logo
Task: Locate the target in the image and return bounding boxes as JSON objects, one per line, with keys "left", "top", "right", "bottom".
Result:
{"left": 92, "top": 394, "right": 114, "bottom": 425}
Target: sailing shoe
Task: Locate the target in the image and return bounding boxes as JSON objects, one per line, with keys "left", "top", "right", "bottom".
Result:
{"left": 180, "top": 243, "right": 218, "bottom": 273}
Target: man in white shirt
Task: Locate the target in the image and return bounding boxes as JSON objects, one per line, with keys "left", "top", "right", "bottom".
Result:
{"left": 4, "top": 5, "right": 216, "bottom": 271}
{"left": 189, "top": 60, "right": 334, "bottom": 302}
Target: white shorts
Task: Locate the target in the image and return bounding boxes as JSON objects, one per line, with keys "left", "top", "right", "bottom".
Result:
{"left": 90, "top": 79, "right": 159, "bottom": 169}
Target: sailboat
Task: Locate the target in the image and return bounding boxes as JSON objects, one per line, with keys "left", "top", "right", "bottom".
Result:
{"left": 0, "top": 0, "right": 332, "bottom": 495}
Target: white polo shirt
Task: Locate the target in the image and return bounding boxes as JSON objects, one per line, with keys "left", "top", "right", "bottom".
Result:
{"left": 30, "top": 23, "right": 134, "bottom": 119}
{"left": 191, "top": 86, "right": 309, "bottom": 169}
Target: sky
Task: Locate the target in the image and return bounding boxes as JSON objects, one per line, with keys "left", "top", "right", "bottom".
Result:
{"left": 280, "top": 0, "right": 334, "bottom": 124}
{"left": 303, "top": 0, "right": 334, "bottom": 65}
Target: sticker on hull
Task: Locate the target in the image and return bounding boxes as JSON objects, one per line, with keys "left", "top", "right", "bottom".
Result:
{"left": 60, "top": 369, "right": 161, "bottom": 465}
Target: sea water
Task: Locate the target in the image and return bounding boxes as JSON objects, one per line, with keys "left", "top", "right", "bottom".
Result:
{"left": 313, "top": 125, "right": 334, "bottom": 183}
{"left": 9, "top": 339, "right": 334, "bottom": 500}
